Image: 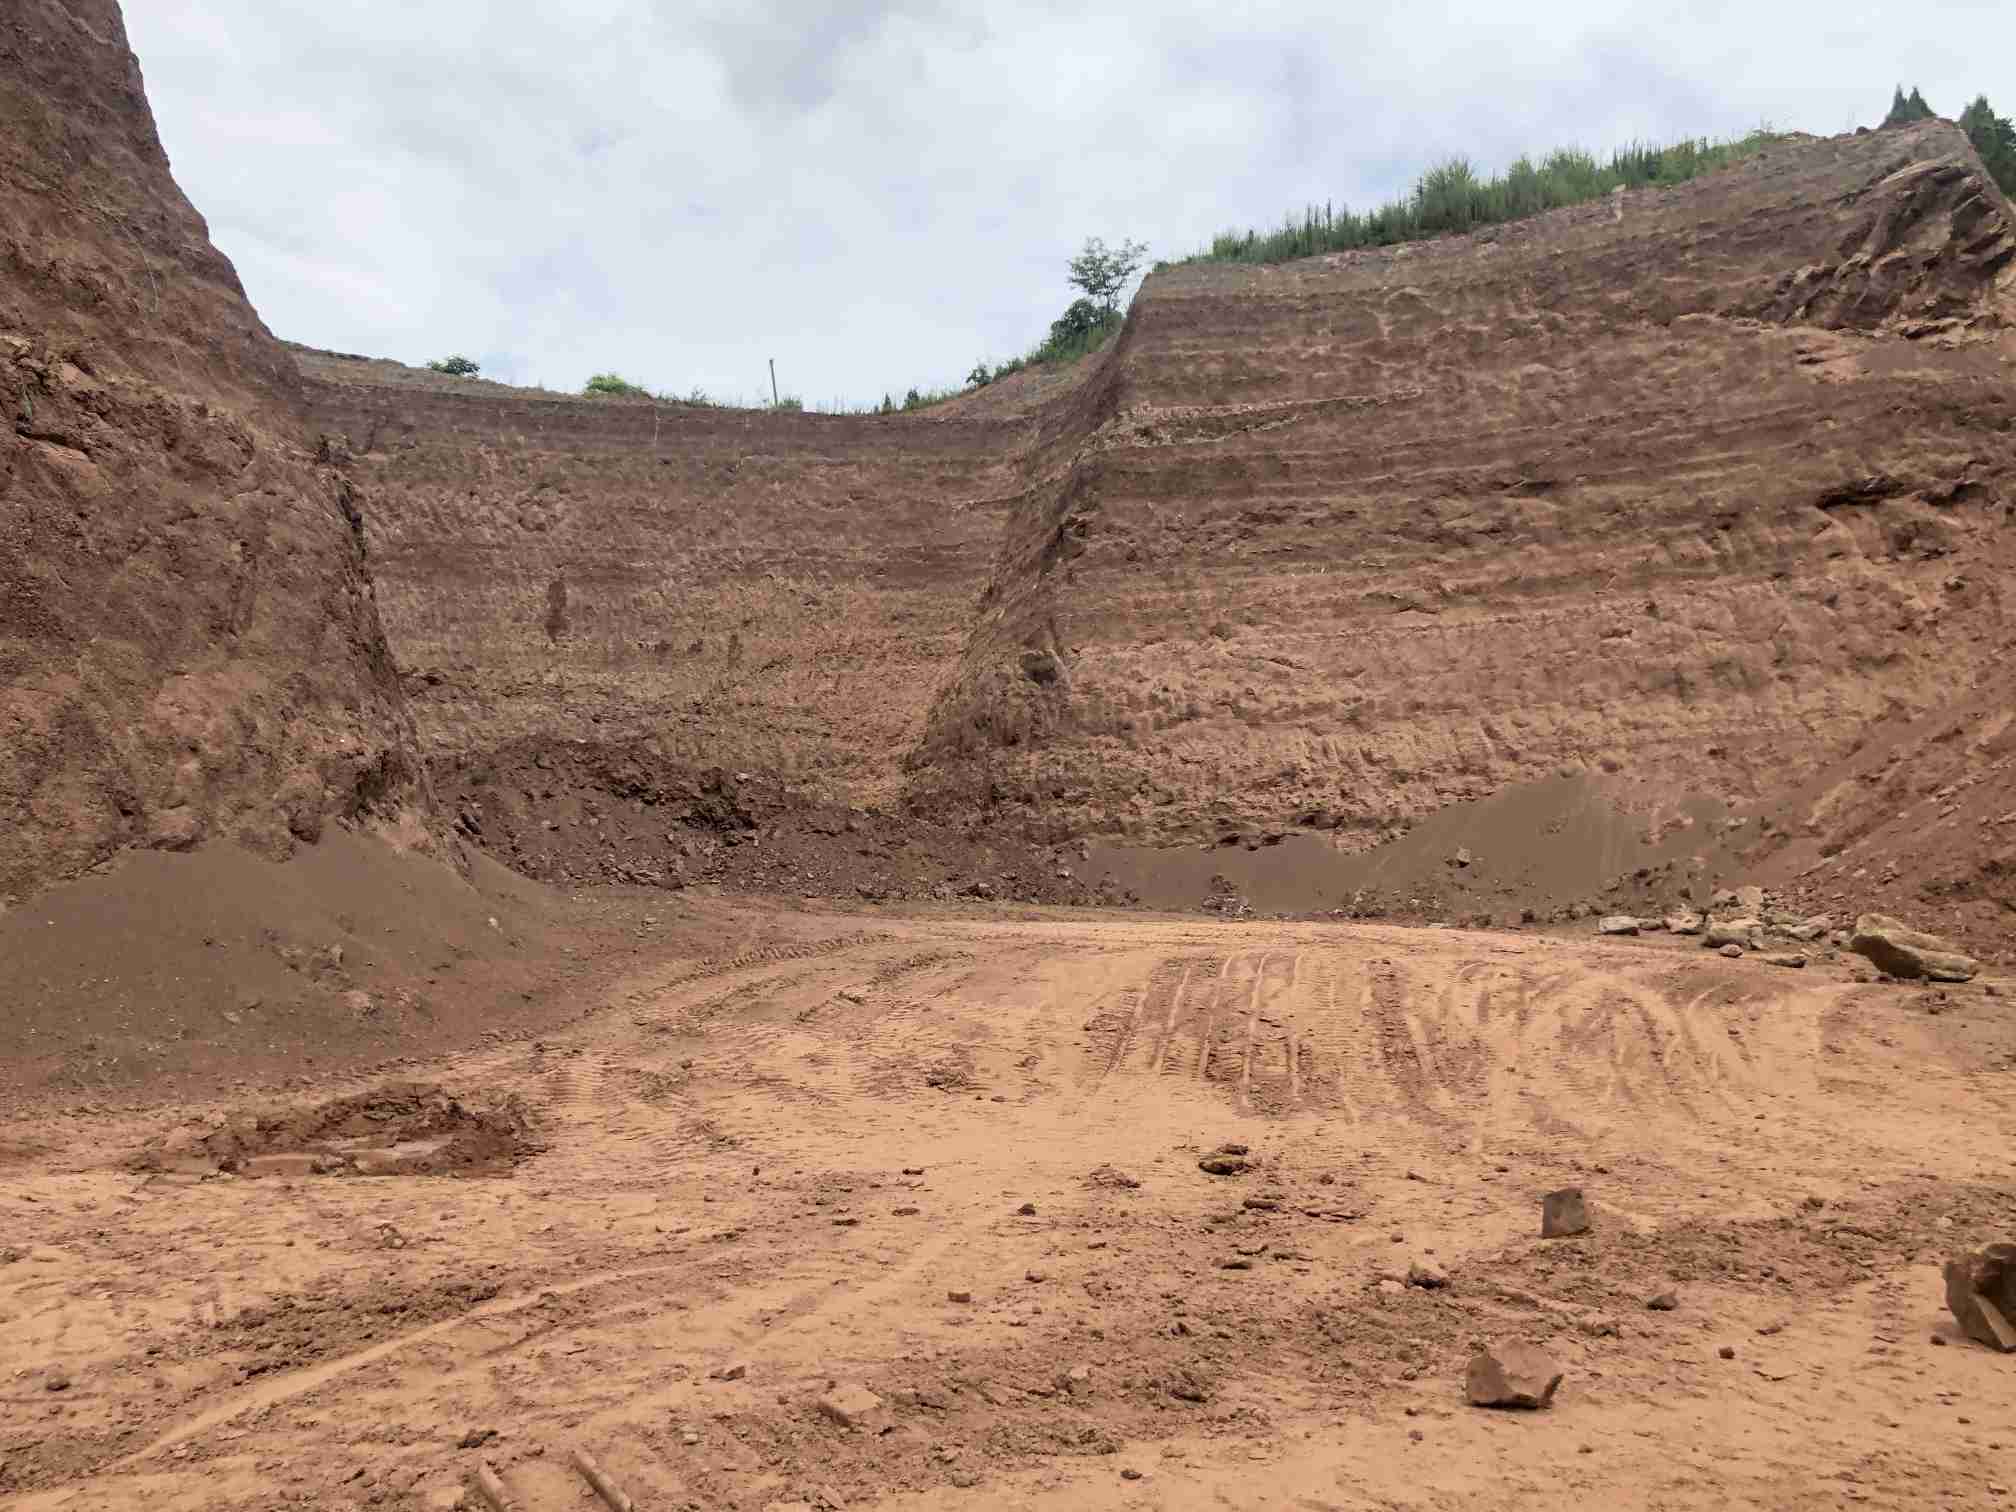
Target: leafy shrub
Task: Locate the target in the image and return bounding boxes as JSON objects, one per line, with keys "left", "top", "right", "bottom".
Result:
{"left": 426, "top": 354, "right": 479, "bottom": 376}
{"left": 1959, "top": 94, "right": 2016, "bottom": 193}
{"left": 583, "top": 372, "right": 650, "bottom": 397}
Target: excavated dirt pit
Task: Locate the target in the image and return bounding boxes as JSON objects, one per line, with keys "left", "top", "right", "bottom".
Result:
{"left": 128, "top": 1082, "right": 543, "bottom": 1179}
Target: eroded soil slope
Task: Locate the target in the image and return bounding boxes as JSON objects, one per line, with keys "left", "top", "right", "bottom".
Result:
{"left": 294, "top": 351, "right": 1040, "bottom": 803}
{"left": 0, "top": 1, "right": 429, "bottom": 902}
{"left": 918, "top": 123, "right": 2016, "bottom": 853}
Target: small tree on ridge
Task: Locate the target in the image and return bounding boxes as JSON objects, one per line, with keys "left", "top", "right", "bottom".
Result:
{"left": 1067, "top": 236, "right": 1149, "bottom": 316}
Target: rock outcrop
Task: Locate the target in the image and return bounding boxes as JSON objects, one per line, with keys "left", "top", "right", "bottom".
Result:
{"left": 0, "top": 1, "right": 429, "bottom": 899}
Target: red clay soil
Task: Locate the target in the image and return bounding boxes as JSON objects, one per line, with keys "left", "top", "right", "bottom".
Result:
{"left": 8, "top": 15, "right": 2016, "bottom": 1509}
{"left": 0, "top": 0, "right": 433, "bottom": 904}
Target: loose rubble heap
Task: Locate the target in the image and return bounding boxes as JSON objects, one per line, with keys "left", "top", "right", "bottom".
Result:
{"left": 1590, "top": 886, "right": 1980, "bottom": 983}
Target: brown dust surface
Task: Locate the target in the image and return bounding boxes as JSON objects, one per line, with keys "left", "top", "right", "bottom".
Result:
{"left": 4, "top": 901, "right": 2013, "bottom": 1510}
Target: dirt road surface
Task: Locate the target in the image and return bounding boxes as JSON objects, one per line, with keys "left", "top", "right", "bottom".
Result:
{"left": 5, "top": 902, "right": 2012, "bottom": 1511}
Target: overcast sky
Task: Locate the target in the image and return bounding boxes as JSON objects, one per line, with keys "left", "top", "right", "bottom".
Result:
{"left": 126, "top": 1, "right": 2010, "bottom": 408}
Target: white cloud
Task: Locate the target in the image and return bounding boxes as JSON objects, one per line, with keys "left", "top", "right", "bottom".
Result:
{"left": 125, "top": 0, "right": 2016, "bottom": 405}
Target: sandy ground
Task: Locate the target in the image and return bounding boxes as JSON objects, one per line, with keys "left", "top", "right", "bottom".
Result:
{"left": 4, "top": 903, "right": 2014, "bottom": 1511}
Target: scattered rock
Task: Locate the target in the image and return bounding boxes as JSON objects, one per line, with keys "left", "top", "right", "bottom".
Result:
{"left": 1598, "top": 915, "right": 1641, "bottom": 936}
{"left": 1665, "top": 911, "right": 1704, "bottom": 935}
{"left": 816, "top": 1383, "right": 890, "bottom": 1431}
{"left": 1849, "top": 914, "right": 1979, "bottom": 982}
{"left": 1646, "top": 1291, "right": 1679, "bottom": 1311}
{"left": 1406, "top": 1259, "right": 1450, "bottom": 1289}
{"left": 711, "top": 1363, "right": 748, "bottom": 1381}
{"left": 1198, "top": 1153, "right": 1251, "bottom": 1176}
{"left": 1719, "top": 943, "right": 1746, "bottom": 960}
{"left": 1464, "top": 1343, "right": 1563, "bottom": 1409}
{"left": 1025, "top": 1269, "right": 1048, "bottom": 1284}
{"left": 1943, "top": 1243, "right": 2016, "bottom": 1352}
{"left": 947, "top": 1289, "right": 973, "bottom": 1304}
{"left": 456, "top": 1428, "right": 497, "bottom": 1449}
{"left": 1734, "top": 885, "right": 1766, "bottom": 914}
{"left": 1541, "top": 1186, "right": 1590, "bottom": 1238}
{"left": 1164, "top": 1367, "right": 1211, "bottom": 1402}
{"left": 45, "top": 1373, "right": 71, "bottom": 1393}
{"left": 242, "top": 1153, "right": 325, "bottom": 1179}
{"left": 1704, "top": 919, "right": 1761, "bottom": 950}
{"left": 1718, "top": 1345, "right": 1736, "bottom": 1360}
{"left": 1762, "top": 952, "right": 1808, "bottom": 969}
{"left": 1015, "top": 1201, "right": 1037, "bottom": 1216}
{"left": 1452, "top": 847, "right": 1474, "bottom": 868}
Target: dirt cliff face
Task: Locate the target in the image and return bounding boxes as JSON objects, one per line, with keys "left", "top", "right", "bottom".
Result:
{"left": 0, "top": 0, "right": 429, "bottom": 900}
{"left": 293, "top": 352, "right": 1036, "bottom": 802}
{"left": 916, "top": 123, "right": 2016, "bottom": 846}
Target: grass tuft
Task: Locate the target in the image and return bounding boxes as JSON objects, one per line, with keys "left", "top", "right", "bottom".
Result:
{"left": 1190, "top": 128, "right": 1786, "bottom": 265}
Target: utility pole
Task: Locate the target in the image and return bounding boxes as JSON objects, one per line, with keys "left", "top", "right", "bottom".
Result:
{"left": 769, "top": 358, "right": 779, "bottom": 408}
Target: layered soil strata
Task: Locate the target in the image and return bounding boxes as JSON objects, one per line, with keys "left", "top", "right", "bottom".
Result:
{"left": 0, "top": 0, "right": 429, "bottom": 901}
{"left": 293, "top": 350, "right": 1038, "bottom": 802}
{"left": 916, "top": 122, "right": 2016, "bottom": 847}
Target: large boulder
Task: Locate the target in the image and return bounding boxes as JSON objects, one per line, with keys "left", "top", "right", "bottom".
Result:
{"left": 1598, "top": 915, "right": 1641, "bottom": 936}
{"left": 1942, "top": 1243, "right": 2016, "bottom": 1352}
{"left": 1848, "top": 914, "right": 1979, "bottom": 982}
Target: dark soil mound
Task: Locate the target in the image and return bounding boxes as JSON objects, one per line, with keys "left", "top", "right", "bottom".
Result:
{"left": 131, "top": 1081, "right": 542, "bottom": 1178}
